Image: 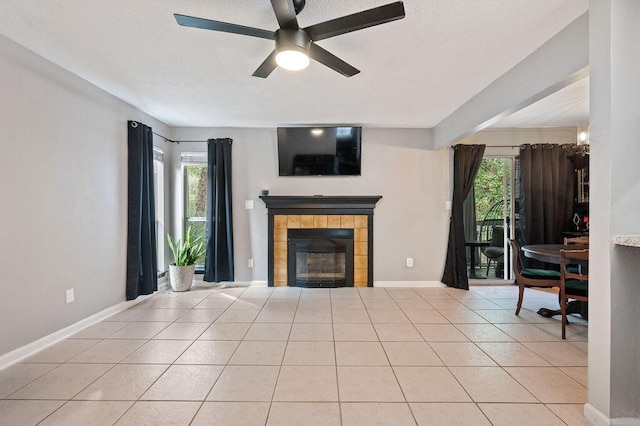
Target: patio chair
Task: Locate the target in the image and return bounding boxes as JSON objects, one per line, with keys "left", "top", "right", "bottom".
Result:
{"left": 479, "top": 200, "right": 504, "bottom": 277}
{"left": 560, "top": 248, "right": 589, "bottom": 339}
{"left": 510, "top": 239, "right": 561, "bottom": 315}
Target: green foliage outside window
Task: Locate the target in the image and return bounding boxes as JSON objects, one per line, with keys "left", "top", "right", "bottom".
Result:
{"left": 184, "top": 164, "right": 208, "bottom": 265}
{"left": 474, "top": 158, "right": 511, "bottom": 221}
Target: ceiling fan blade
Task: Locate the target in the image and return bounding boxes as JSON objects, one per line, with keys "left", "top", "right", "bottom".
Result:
{"left": 270, "top": 0, "right": 299, "bottom": 29}
{"left": 309, "top": 44, "right": 360, "bottom": 77}
{"left": 252, "top": 51, "right": 278, "bottom": 78}
{"left": 304, "top": 1, "right": 405, "bottom": 42}
{"left": 174, "top": 14, "right": 275, "bottom": 40}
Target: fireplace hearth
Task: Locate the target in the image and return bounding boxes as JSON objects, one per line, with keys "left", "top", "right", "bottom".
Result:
{"left": 288, "top": 229, "right": 354, "bottom": 288}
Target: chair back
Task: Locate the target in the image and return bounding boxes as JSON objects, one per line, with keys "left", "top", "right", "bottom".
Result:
{"left": 564, "top": 236, "right": 589, "bottom": 245}
{"left": 479, "top": 200, "right": 503, "bottom": 243}
{"left": 509, "top": 239, "right": 525, "bottom": 278}
{"left": 560, "top": 249, "right": 589, "bottom": 283}
{"left": 490, "top": 226, "right": 504, "bottom": 247}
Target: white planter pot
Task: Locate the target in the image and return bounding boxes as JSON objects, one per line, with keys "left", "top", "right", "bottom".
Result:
{"left": 169, "top": 264, "right": 196, "bottom": 292}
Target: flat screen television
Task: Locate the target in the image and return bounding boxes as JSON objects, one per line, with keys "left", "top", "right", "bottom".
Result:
{"left": 277, "top": 126, "right": 362, "bottom": 176}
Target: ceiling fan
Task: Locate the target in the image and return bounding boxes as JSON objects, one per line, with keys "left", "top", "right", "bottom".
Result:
{"left": 174, "top": 0, "right": 405, "bottom": 78}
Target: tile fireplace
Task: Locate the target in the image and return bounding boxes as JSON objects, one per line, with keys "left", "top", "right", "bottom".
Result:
{"left": 260, "top": 196, "right": 382, "bottom": 287}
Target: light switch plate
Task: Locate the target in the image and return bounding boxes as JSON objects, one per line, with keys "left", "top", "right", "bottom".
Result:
{"left": 406, "top": 258, "right": 414, "bottom": 268}
{"left": 245, "top": 200, "right": 254, "bottom": 210}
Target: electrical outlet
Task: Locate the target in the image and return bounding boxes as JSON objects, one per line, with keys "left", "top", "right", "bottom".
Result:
{"left": 248, "top": 258, "right": 254, "bottom": 268}
{"left": 66, "top": 288, "right": 75, "bottom": 304}
{"left": 406, "top": 258, "right": 414, "bottom": 268}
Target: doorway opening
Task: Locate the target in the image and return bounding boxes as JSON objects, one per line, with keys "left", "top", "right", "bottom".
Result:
{"left": 465, "top": 156, "right": 516, "bottom": 282}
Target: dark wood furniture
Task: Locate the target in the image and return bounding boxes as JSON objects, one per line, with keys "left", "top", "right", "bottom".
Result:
{"left": 563, "top": 236, "right": 589, "bottom": 245}
{"left": 521, "top": 243, "right": 588, "bottom": 319}
{"left": 465, "top": 240, "right": 490, "bottom": 279}
{"left": 560, "top": 249, "right": 589, "bottom": 339}
{"left": 510, "top": 240, "right": 561, "bottom": 315}
{"left": 521, "top": 244, "right": 588, "bottom": 264}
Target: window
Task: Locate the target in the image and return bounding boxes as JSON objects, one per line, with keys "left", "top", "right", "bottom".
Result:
{"left": 153, "top": 147, "right": 165, "bottom": 273}
{"left": 182, "top": 152, "right": 208, "bottom": 266}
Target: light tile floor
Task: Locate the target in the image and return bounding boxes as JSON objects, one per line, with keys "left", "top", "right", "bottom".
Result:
{"left": 0, "top": 284, "right": 589, "bottom": 425}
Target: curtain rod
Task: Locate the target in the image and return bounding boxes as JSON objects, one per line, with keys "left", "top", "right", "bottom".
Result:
{"left": 152, "top": 131, "right": 207, "bottom": 144}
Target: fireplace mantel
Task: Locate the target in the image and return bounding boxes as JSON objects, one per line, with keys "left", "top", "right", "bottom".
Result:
{"left": 260, "top": 195, "right": 382, "bottom": 211}
{"left": 260, "top": 195, "right": 382, "bottom": 287}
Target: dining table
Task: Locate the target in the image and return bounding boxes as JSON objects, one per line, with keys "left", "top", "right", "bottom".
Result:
{"left": 521, "top": 243, "right": 589, "bottom": 318}
{"left": 521, "top": 244, "right": 589, "bottom": 264}
{"left": 465, "top": 240, "right": 490, "bottom": 279}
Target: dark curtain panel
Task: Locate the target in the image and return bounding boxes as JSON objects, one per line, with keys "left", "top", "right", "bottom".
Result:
{"left": 204, "top": 138, "right": 234, "bottom": 282}
{"left": 442, "top": 144, "right": 486, "bottom": 289}
{"left": 517, "top": 144, "right": 577, "bottom": 265}
{"left": 126, "top": 121, "right": 157, "bottom": 300}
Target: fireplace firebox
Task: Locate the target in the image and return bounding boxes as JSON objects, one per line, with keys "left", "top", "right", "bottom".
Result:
{"left": 288, "top": 229, "right": 354, "bottom": 288}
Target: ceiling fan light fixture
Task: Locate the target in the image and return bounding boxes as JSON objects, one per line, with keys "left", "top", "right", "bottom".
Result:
{"left": 275, "top": 29, "right": 311, "bottom": 71}
{"left": 276, "top": 48, "right": 309, "bottom": 71}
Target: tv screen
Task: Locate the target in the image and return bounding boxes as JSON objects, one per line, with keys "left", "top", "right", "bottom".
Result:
{"left": 277, "top": 127, "right": 362, "bottom": 176}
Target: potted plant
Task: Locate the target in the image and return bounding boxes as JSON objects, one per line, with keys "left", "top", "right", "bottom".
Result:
{"left": 167, "top": 227, "right": 206, "bottom": 292}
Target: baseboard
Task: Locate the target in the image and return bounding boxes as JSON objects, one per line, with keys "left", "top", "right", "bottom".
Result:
{"left": 374, "top": 281, "right": 446, "bottom": 288}
{"left": 585, "top": 403, "right": 640, "bottom": 425}
{"left": 0, "top": 294, "right": 152, "bottom": 371}
{"left": 157, "top": 275, "right": 169, "bottom": 292}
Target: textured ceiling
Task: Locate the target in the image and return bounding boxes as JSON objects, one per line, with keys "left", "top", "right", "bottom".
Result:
{"left": 0, "top": 0, "right": 588, "bottom": 128}
{"left": 492, "top": 76, "right": 589, "bottom": 128}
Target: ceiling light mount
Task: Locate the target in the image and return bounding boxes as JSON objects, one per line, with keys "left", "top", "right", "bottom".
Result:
{"left": 275, "top": 29, "right": 311, "bottom": 71}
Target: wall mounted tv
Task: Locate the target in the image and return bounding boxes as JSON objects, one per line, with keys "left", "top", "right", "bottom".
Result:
{"left": 277, "top": 126, "right": 362, "bottom": 176}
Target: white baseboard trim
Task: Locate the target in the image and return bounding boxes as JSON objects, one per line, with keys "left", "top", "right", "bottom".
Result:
{"left": 0, "top": 294, "right": 152, "bottom": 371}
{"left": 374, "top": 281, "right": 446, "bottom": 288}
{"left": 585, "top": 403, "right": 640, "bottom": 425}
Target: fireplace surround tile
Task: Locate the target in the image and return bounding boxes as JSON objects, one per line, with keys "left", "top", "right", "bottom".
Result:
{"left": 355, "top": 242, "right": 368, "bottom": 256}
{"left": 313, "top": 215, "right": 328, "bottom": 228}
{"left": 340, "top": 215, "right": 355, "bottom": 228}
{"left": 300, "top": 215, "right": 314, "bottom": 228}
{"left": 354, "top": 229, "right": 367, "bottom": 242}
{"left": 274, "top": 215, "right": 287, "bottom": 229}
{"left": 327, "top": 216, "right": 341, "bottom": 228}
{"left": 355, "top": 215, "right": 368, "bottom": 229}
{"left": 287, "top": 215, "right": 301, "bottom": 229}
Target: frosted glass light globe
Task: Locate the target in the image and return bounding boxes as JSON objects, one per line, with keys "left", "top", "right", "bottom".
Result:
{"left": 276, "top": 50, "right": 310, "bottom": 71}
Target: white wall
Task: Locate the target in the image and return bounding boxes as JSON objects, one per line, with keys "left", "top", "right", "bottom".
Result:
{"left": 588, "top": 0, "right": 640, "bottom": 421}
{"left": 171, "top": 127, "right": 450, "bottom": 284}
{"left": 0, "top": 34, "right": 171, "bottom": 357}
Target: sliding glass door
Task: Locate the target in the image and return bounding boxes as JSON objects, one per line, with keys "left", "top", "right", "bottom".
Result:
{"left": 466, "top": 155, "right": 515, "bottom": 281}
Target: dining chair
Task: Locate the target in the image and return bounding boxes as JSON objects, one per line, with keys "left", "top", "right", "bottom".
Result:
{"left": 563, "top": 236, "right": 589, "bottom": 274}
{"left": 560, "top": 248, "right": 589, "bottom": 339}
{"left": 509, "top": 240, "right": 561, "bottom": 315}
{"left": 563, "top": 236, "right": 589, "bottom": 245}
